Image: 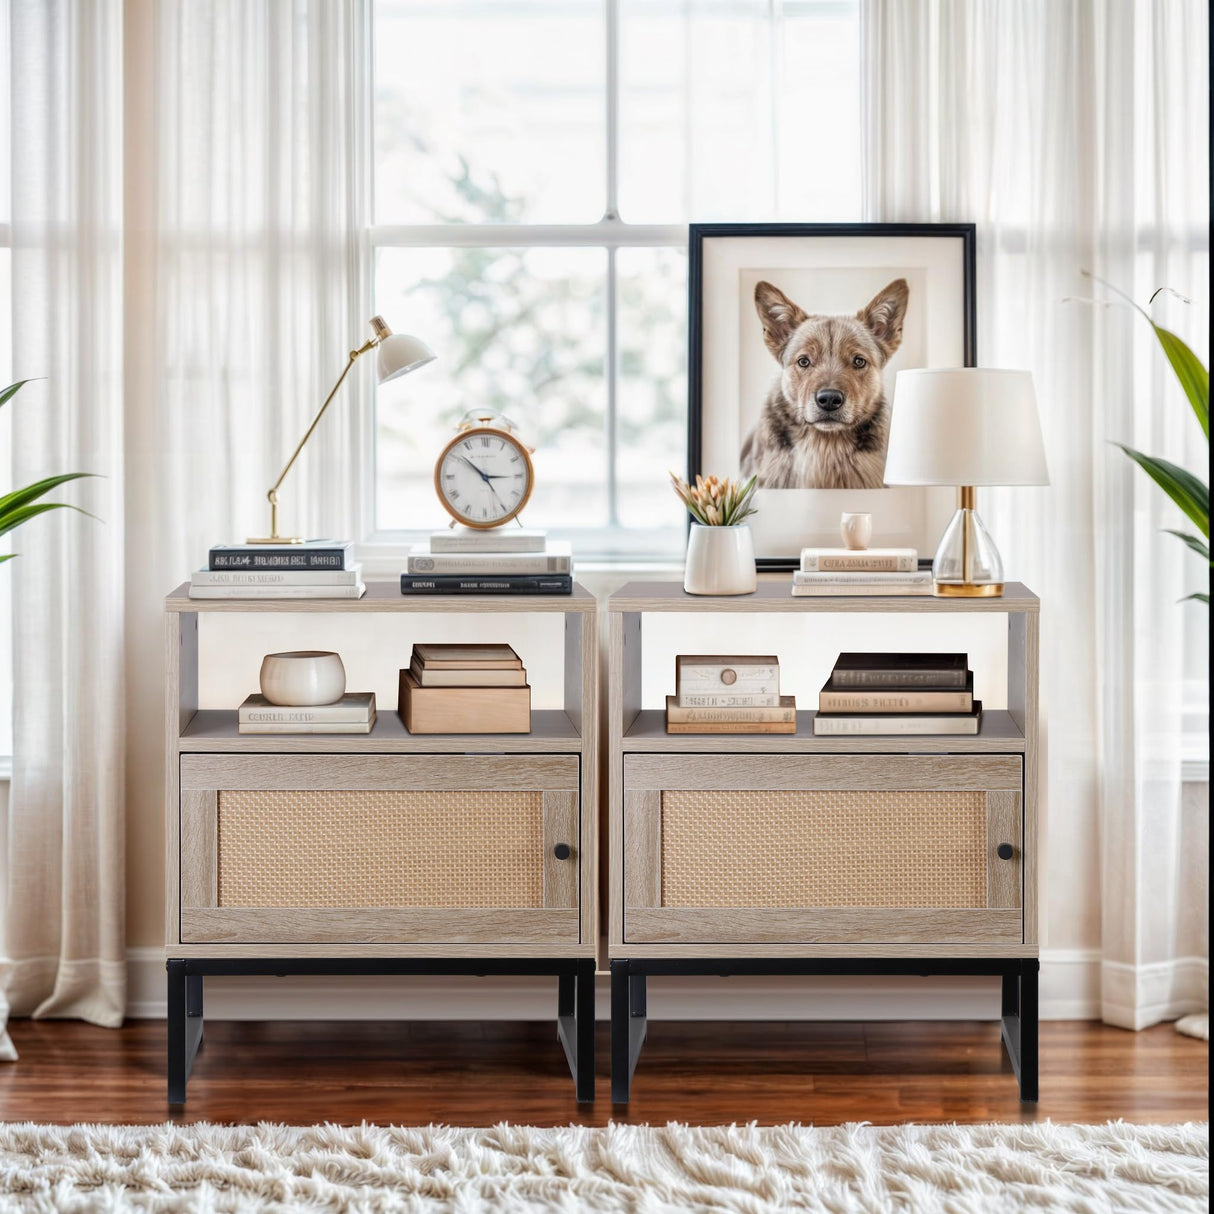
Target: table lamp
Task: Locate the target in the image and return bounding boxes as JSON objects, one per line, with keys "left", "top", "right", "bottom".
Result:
{"left": 249, "top": 315, "right": 435, "bottom": 543}
{"left": 883, "top": 368, "right": 1049, "bottom": 597}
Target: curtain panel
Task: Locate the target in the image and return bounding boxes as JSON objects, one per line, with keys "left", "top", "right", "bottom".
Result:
{"left": 1, "top": 0, "right": 127, "bottom": 1060}
{"left": 862, "top": 0, "right": 1209, "bottom": 1029}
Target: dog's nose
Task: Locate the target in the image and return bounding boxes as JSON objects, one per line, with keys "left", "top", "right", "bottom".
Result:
{"left": 815, "top": 389, "right": 845, "bottom": 412}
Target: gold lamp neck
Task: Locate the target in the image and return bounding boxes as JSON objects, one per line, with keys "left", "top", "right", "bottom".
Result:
{"left": 247, "top": 317, "right": 392, "bottom": 544}
{"left": 959, "top": 485, "right": 977, "bottom": 510}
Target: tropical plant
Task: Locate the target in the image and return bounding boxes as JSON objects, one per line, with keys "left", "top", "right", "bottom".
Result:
{"left": 670, "top": 472, "right": 759, "bottom": 527}
{"left": 1086, "top": 273, "right": 1209, "bottom": 605}
{"left": 0, "top": 380, "right": 94, "bottom": 563}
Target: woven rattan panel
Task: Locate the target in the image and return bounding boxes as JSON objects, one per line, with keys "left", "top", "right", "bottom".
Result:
{"left": 217, "top": 790, "right": 543, "bottom": 908}
{"left": 660, "top": 789, "right": 986, "bottom": 908}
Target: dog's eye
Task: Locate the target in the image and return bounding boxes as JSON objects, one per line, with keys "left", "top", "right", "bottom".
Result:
{"left": 852, "top": 355, "right": 868, "bottom": 369}
{"left": 796, "top": 356, "right": 811, "bottom": 368}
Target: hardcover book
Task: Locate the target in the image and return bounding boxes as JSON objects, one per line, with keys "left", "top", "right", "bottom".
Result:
{"left": 791, "top": 582, "right": 932, "bottom": 597}
{"left": 400, "top": 574, "right": 573, "bottom": 595}
{"left": 665, "top": 696, "right": 797, "bottom": 734}
{"left": 406, "top": 542, "right": 571, "bottom": 575}
{"left": 792, "top": 570, "right": 932, "bottom": 585}
{"left": 192, "top": 565, "right": 363, "bottom": 587}
{"left": 189, "top": 583, "right": 366, "bottom": 600}
{"left": 236, "top": 718, "right": 376, "bottom": 735}
{"left": 664, "top": 696, "right": 796, "bottom": 723}
{"left": 208, "top": 541, "right": 353, "bottom": 571}
{"left": 829, "top": 653, "right": 970, "bottom": 689}
{"left": 237, "top": 692, "right": 376, "bottom": 724}
{"left": 812, "top": 702, "right": 983, "bottom": 735}
{"left": 412, "top": 644, "right": 522, "bottom": 670}
{"left": 818, "top": 675, "right": 974, "bottom": 713}
{"left": 676, "top": 692, "right": 782, "bottom": 708}
{"left": 427, "top": 527, "right": 548, "bottom": 554}
{"left": 799, "top": 547, "right": 918, "bottom": 573}
{"left": 408, "top": 661, "right": 528, "bottom": 688}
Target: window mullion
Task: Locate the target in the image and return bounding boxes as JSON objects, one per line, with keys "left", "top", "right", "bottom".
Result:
{"left": 605, "top": 0, "right": 620, "bottom": 221}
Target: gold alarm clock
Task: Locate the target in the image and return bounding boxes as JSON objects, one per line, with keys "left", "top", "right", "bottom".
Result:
{"left": 434, "top": 411, "right": 535, "bottom": 529}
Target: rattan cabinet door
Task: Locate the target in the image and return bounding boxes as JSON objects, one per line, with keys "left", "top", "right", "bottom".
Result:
{"left": 178, "top": 754, "right": 580, "bottom": 946}
{"left": 623, "top": 754, "right": 1022, "bottom": 945}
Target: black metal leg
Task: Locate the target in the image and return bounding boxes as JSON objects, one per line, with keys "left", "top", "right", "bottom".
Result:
{"left": 167, "top": 961, "right": 203, "bottom": 1107}
{"left": 611, "top": 962, "right": 647, "bottom": 1103}
{"left": 1001, "top": 972, "right": 1018, "bottom": 1018}
{"left": 999, "top": 960, "right": 1039, "bottom": 1103}
{"left": 558, "top": 973, "right": 575, "bottom": 1020}
{"left": 574, "top": 959, "right": 596, "bottom": 1103}
{"left": 611, "top": 961, "right": 631, "bottom": 1102}
{"left": 630, "top": 972, "right": 647, "bottom": 1023}
{"left": 1019, "top": 961, "right": 1039, "bottom": 1102}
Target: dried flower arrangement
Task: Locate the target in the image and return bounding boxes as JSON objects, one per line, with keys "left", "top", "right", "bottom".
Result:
{"left": 670, "top": 472, "right": 758, "bottom": 527}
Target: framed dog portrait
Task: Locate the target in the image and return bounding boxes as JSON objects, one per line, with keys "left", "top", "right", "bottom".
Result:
{"left": 688, "top": 223, "right": 976, "bottom": 568}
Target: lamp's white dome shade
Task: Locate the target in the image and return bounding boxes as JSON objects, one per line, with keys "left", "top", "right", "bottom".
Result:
{"left": 377, "top": 332, "right": 436, "bottom": 384}
{"left": 884, "top": 368, "right": 1050, "bottom": 486}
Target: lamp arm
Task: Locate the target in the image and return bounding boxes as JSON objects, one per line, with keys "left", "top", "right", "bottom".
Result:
{"left": 266, "top": 336, "right": 376, "bottom": 505}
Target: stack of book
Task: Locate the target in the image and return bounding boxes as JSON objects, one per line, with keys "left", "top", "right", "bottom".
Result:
{"left": 191, "top": 541, "right": 364, "bottom": 599}
{"left": 791, "top": 547, "right": 931, "bottom": 596}
{"left": 237, "top": 692, "right": 376, "bottom": 735}
{"left": 398, "top": 643, "right": 531, "bottom": 733}
{"left": 665, "top": 655, "right": 796, "bottom": 734}
{"left": 401, "top": 529, "right": 572, "bottom": 596}
{"left": 813, "top": 652, "right": 981, "bottom": 735}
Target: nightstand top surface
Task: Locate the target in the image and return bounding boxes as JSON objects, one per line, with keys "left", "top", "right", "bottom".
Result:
{"left": 165, "top": 579, "right": 597, "bottom": 613}
{"left": 609, "top": 578, "right": 1038, "bottom": 613}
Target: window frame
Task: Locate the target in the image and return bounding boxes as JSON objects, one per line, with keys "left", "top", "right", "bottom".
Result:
{"left": 360, "top": 0, "right": 693, "bottom": 565}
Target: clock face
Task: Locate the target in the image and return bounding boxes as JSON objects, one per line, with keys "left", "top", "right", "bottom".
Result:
{"left": 435, "top": 427, "right": 534, "bottom": 528}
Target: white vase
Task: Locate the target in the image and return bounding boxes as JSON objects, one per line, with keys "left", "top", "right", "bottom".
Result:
{"left": 683, "top": 524, "right": 757, "bottom": 595}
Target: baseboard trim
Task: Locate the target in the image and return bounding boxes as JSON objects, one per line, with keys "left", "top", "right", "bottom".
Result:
{"left": 126, "top": 947, "right": 1107, "bottom": 1021}
{"left": 1099, "top": 956, "right": 1209, "bottom": 1030}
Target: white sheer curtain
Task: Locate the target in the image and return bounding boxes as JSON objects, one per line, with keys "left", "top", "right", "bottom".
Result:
{"left": 117, "top": 0, "right": 369, "bottom": 976}
{"left": 152, "top": 0, "right": 368, "bottom": 560}
{"left": 1, "top": 0, "right": 126, "bottom": 1059}
{"left": 863, "top": 0, "right": 1209, "bottom": 1028}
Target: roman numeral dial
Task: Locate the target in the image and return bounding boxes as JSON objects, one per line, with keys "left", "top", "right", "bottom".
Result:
{"left": 434, "top": 425, "right": 534, "bottom": 530}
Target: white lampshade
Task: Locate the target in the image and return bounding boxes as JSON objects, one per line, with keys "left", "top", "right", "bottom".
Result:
{"left": 884, "top": 368, "right": 1049, "bottom": 486}
{"left": 377, "top": 331, "right": 436, "bottom": 384}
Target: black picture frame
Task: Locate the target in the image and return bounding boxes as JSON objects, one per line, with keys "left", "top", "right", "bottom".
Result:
{"left": 687, "top": 222, "right": 977, "bottom": 570}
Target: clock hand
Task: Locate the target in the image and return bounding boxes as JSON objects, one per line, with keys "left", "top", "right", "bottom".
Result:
{"left": 454, "top": 455, "right": 491, "bottom": 483}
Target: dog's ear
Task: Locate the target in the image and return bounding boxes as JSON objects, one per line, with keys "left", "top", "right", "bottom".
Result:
{"left": 858, "top": 278, "right": 909, "bottom": 359}
{"left": 754, "top": 282, "right": 808, "bottom": 360}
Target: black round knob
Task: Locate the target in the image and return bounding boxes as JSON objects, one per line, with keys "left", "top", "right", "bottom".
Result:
{"left": 997, "top": 843, "right": 1015, "bottom": 860}
{"left": 553, "top": 843, "right": 572, "bottom": 861}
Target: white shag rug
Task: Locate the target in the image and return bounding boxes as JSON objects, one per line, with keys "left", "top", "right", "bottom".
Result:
{"left": 0, "top": 1120, "right": 1206, "bottom": 1214}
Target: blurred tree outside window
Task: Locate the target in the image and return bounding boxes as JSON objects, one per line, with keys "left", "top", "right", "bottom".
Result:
{"left": 372, "top": 0, "right": 862, "bottom": 557}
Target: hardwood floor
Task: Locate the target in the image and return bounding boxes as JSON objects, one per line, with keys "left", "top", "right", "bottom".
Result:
{"left": 1, "top": 1018, "right": 1206, "bottom": 1126}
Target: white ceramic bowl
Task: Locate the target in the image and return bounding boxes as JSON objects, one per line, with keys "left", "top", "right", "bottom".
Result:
{"left": 259, "top": 651, "right": 346, "bottom": 706}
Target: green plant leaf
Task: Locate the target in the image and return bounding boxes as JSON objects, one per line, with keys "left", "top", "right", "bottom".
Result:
{"left": 1163, "top": 530, "right": 1211, "bottom": 562}
{"left": 1115, "top": 445, "right": 1209, "bottom": 537}
{"left": 1151, "top": 325, "right": 1209, "bottom": 438}
{"left": 1181, "top": 592, "right": 1209, "bottom": 605}
{"left": 0, "top": 379, "right": 36, "bottom": 408}
{"left": 0, "top": 500, "right": 93, "bottom": 540}
{"left": 0, "top": 471, "right": 95, "bottom": 520}
{"left": 0, "top": 553, "right": 15, "bottom": 564}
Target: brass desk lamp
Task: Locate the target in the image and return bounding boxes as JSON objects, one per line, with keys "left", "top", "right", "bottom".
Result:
{"left": 249, "top": 315, "right": 435, "bottom": 543}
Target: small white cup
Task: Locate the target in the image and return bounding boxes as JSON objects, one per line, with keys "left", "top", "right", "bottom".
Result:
{"left": 259, "top": 651, "right": 347, "bottom": 706}
{"left": 840, "top": 512, "right": 873, "bottom": 551}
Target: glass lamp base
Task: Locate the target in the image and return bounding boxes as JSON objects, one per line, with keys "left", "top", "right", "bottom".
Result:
{"left": 932, "top": 505, "right": 1004, "bottom": 597}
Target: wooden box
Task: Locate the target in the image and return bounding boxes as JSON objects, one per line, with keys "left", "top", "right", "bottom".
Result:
{"left": 398, "top": 669, "right": 531, "bottom": 733}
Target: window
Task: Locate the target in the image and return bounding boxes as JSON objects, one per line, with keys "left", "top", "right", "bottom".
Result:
{"left": 369, "top": 0, "right": 861, "bottom": 558}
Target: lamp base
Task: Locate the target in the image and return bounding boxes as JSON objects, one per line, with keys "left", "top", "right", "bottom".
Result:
{"left": 931, "top": 492, "right": 1005, "bottom": 597}
{"left": 245, "top": 535, "right": 305, "bottom": 545}
{"left": 933, "top": 581, "right": 1005, "bottom": 597}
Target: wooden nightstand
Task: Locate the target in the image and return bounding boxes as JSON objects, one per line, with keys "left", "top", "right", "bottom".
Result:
{"left": 607, "top": 580, "right": 1040, "bottom": 1102}
{"left": 164, "top": 580, "right": 598, "bottom": 1105}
